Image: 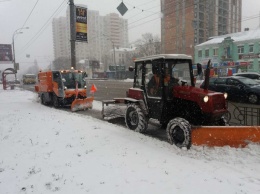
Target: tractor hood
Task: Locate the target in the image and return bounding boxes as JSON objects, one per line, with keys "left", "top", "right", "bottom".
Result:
{"left": 173, "top": 85, "right": 228, "bottom": 114}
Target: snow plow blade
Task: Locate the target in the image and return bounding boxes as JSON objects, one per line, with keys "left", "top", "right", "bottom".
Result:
{"left": 71, "top": 97, "right": 94, "bottom": 112}
{"left": 192, "top": 126, "right": 260, "bottom": 148}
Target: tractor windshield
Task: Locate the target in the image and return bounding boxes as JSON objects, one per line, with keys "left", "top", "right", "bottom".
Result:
{"left": 61, "top": 72, "right": 86, "bottom": 89}
{"left": 170, "top": 62, "right": 192, "bottom": 85}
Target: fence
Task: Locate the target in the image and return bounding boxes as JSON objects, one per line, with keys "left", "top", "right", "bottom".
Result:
{"left": 227, "top": 101, "right": 260, "bottom": 126}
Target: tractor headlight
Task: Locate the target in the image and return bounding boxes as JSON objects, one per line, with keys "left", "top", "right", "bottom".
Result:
{"left": 224, "top": 93, "right": 228, "bottom": 99}
{"left": 64, "top": 86, "right": 67, "bottom": 90}
{"left": 203, "top": 95, "right": 209, "bottom": 103}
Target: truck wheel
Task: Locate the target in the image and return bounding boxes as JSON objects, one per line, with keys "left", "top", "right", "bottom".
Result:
{"left": 53, "top": 94, "right": 59, "bottom": 108}
{"left": 41, "top": 94, "right": 46, "bottom": 105}
{"left": 125, "top": 104, "right": 148, "bottom": 133}
{"left": 166, "top": 118, "right": 191, "bottom": 149}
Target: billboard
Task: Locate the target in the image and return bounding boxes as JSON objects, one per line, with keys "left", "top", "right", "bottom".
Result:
{"left": 75, "top": 6, "right": 88, "bottom": 42}
{"left": 0, "top": 44, "right": 13, "bottom": 64}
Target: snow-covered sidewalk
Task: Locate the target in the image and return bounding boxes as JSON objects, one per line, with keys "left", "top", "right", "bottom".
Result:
{"left": 0, "top": 88, "right": 260, "bottom": 194}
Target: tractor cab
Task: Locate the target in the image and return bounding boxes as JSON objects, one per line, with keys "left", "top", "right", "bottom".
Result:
{"left": 133, "top": 54, "right": 196, "bottom": 124}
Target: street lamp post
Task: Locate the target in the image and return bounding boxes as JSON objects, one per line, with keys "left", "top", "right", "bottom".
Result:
{"left": 102, "top": 34, "right": 116, "bottom": 79}
{"left": 12, "top": 27, "right": 29, "bottom": 71}
{"left": 112, "top": 41, "right": 116, "bottom": 79}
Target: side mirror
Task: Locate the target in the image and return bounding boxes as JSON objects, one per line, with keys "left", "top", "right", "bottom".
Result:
{"left": 129, "top": 66, "right": 134, "bottom": 72}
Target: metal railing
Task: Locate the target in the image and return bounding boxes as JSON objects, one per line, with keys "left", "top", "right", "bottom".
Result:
{"left": 227, "top": 101, "right": 260, "bottom": 126}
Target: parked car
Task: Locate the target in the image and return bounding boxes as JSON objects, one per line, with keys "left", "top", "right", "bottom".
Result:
{"left": 233, "top": 72, "right": 260, "bottom": 83}
{"left": 200, "top": 76, "right": 260, "bottom": 104}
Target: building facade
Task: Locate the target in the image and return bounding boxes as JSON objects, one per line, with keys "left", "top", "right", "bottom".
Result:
{"left": 161, "top": 0, "right": 242, "bottom": 57}
{"left": 52, "top": 17, "right": 69, "bottom": 59}
{"left": 194, "top": 28, "right": 260, "bottom": 76}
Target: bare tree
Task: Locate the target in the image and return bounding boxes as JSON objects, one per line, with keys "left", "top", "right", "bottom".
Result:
{"left": 134, "top": 33, "right": 161, "bottom": 57}
{"left": 52, "top": 57, "right": 71, "bottom": 70}
{"left": 26, "top": 59, "right": 40, "bottom": 75}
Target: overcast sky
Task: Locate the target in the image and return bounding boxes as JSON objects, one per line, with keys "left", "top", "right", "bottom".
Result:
{"left": 0, "top": 0, "right": 259, "bottom": 72}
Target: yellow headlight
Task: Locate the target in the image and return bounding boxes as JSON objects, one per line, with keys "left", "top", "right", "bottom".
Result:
{"left": 203, "top": 96, "right": 209, "bottom": 103}
{"left": 224, "top": 93, "right": 228, "bottom": 99}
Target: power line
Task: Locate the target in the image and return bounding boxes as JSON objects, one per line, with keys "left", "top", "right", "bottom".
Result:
{"left": 16, "top": 0, "right": 67, "bottom": 56}
{"left": 124, "top": 0, "right": 158, "bottom": 14}
{"left": 20, "top": 0, "right": 40, "bottom": 29}
{"left": 125, "top": 4, "right": 160, "bottom": 21}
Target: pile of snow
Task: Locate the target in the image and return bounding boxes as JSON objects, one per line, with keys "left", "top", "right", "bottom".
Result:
{"left": 0, "top": 88, "right": 260, "bottom": 194}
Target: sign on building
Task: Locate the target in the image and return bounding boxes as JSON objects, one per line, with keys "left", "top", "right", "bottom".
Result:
{"left": 0, "top": 44, "right": 13, "bottom": 64}
{"left": 75, "top": 6, "right": 88, "bottom": 42}
{"left": 109, "top": 65, "right": 126, "bottom": 71}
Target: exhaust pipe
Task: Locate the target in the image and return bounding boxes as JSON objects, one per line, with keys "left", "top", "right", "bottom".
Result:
{"left": 203, "top": 60, "right": 211, "bottom": 90}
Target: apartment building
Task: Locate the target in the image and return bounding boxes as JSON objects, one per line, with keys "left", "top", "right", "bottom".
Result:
{"left": 161, "top": 0, "right": 242, "bottom": 57}
{"left": 52, "top": 17, "right": 69, "bottom": 59}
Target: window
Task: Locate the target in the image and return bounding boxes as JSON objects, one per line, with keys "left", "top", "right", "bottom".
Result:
{"left": 237, "top": 45, "right": 244, "bottom": 54}
{"left": 135, "top": 63, "right": 143, "bottom": 88}
{"left": 227, "top": 79, "right": 239, "bottom": 86}
{"left": 215, "top": 78, "right": 227, "bottom": 84}
{"left": 198, "top": 50, "right": 202, "bottom": 57}
{"left": 205, "top": 49, "right": 209, "bottom": 57}
{"left": 213, "top": 48, "right": 218, "bottom": 56}
{"left": 249, "top": 44, "right": 254, "bottom": 53}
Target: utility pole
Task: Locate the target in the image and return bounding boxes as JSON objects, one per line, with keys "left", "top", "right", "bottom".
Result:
{"left": 113, "top": 42, "right": 116, "bottom": 79}
{"left": 69, "top": 0, "right": 76, "bottom": 69}
{"left": 12, "top": 27, "right": 29, "bottom": 72}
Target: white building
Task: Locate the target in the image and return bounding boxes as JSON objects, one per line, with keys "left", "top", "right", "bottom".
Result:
{"left": 52, "top": 17, "right": 69, "bottom": 59}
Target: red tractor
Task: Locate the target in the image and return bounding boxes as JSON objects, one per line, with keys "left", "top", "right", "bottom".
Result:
{"left": 102, "top": 54, "right": 229, "bottom": 148}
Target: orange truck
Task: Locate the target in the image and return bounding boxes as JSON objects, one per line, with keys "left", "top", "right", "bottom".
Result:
{"left": 35, "top": 68, "right": 94, "bottom": 111}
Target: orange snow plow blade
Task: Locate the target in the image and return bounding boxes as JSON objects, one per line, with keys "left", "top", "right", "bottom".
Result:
{"left": 192, "top": 126, "right": 260, "bottom": 148}
{"left": 71, "top": 97, "right": 94, "bottom": 112}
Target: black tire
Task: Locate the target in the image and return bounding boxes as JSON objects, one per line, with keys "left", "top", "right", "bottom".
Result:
{"left": 40, "top": 94, "right": 46, "bottom": 105}
{"left": 248, "top": 93, "right": 258, "bottom": 104}
{"left": 125, "top": 104, "right": 148, "bottom": 133}
{"left": 166, "top": 117, "right": 191, "bottom": 149}
{"left": 53, "top": 94, "right": 60, "bottom": 108}
{"left": 216, "top": 116, "right": 229, "bottom": 126}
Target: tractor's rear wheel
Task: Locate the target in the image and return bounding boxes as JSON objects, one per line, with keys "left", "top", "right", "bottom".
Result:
{"left": 166, "top": 117, "right": 191, "bottom": 149}
{"left": 125, "top": 104, "right": 148, "bottom": 133}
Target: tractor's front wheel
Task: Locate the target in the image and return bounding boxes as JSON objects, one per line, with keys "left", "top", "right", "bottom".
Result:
{"left": 166, "top": 117, "right": 191, "bottom": 149}
{"left": 216, "top": 116, "right": 229, "bottom": 126}
{"left": 125, "top": 104, "right": 148, "bottom": 133}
